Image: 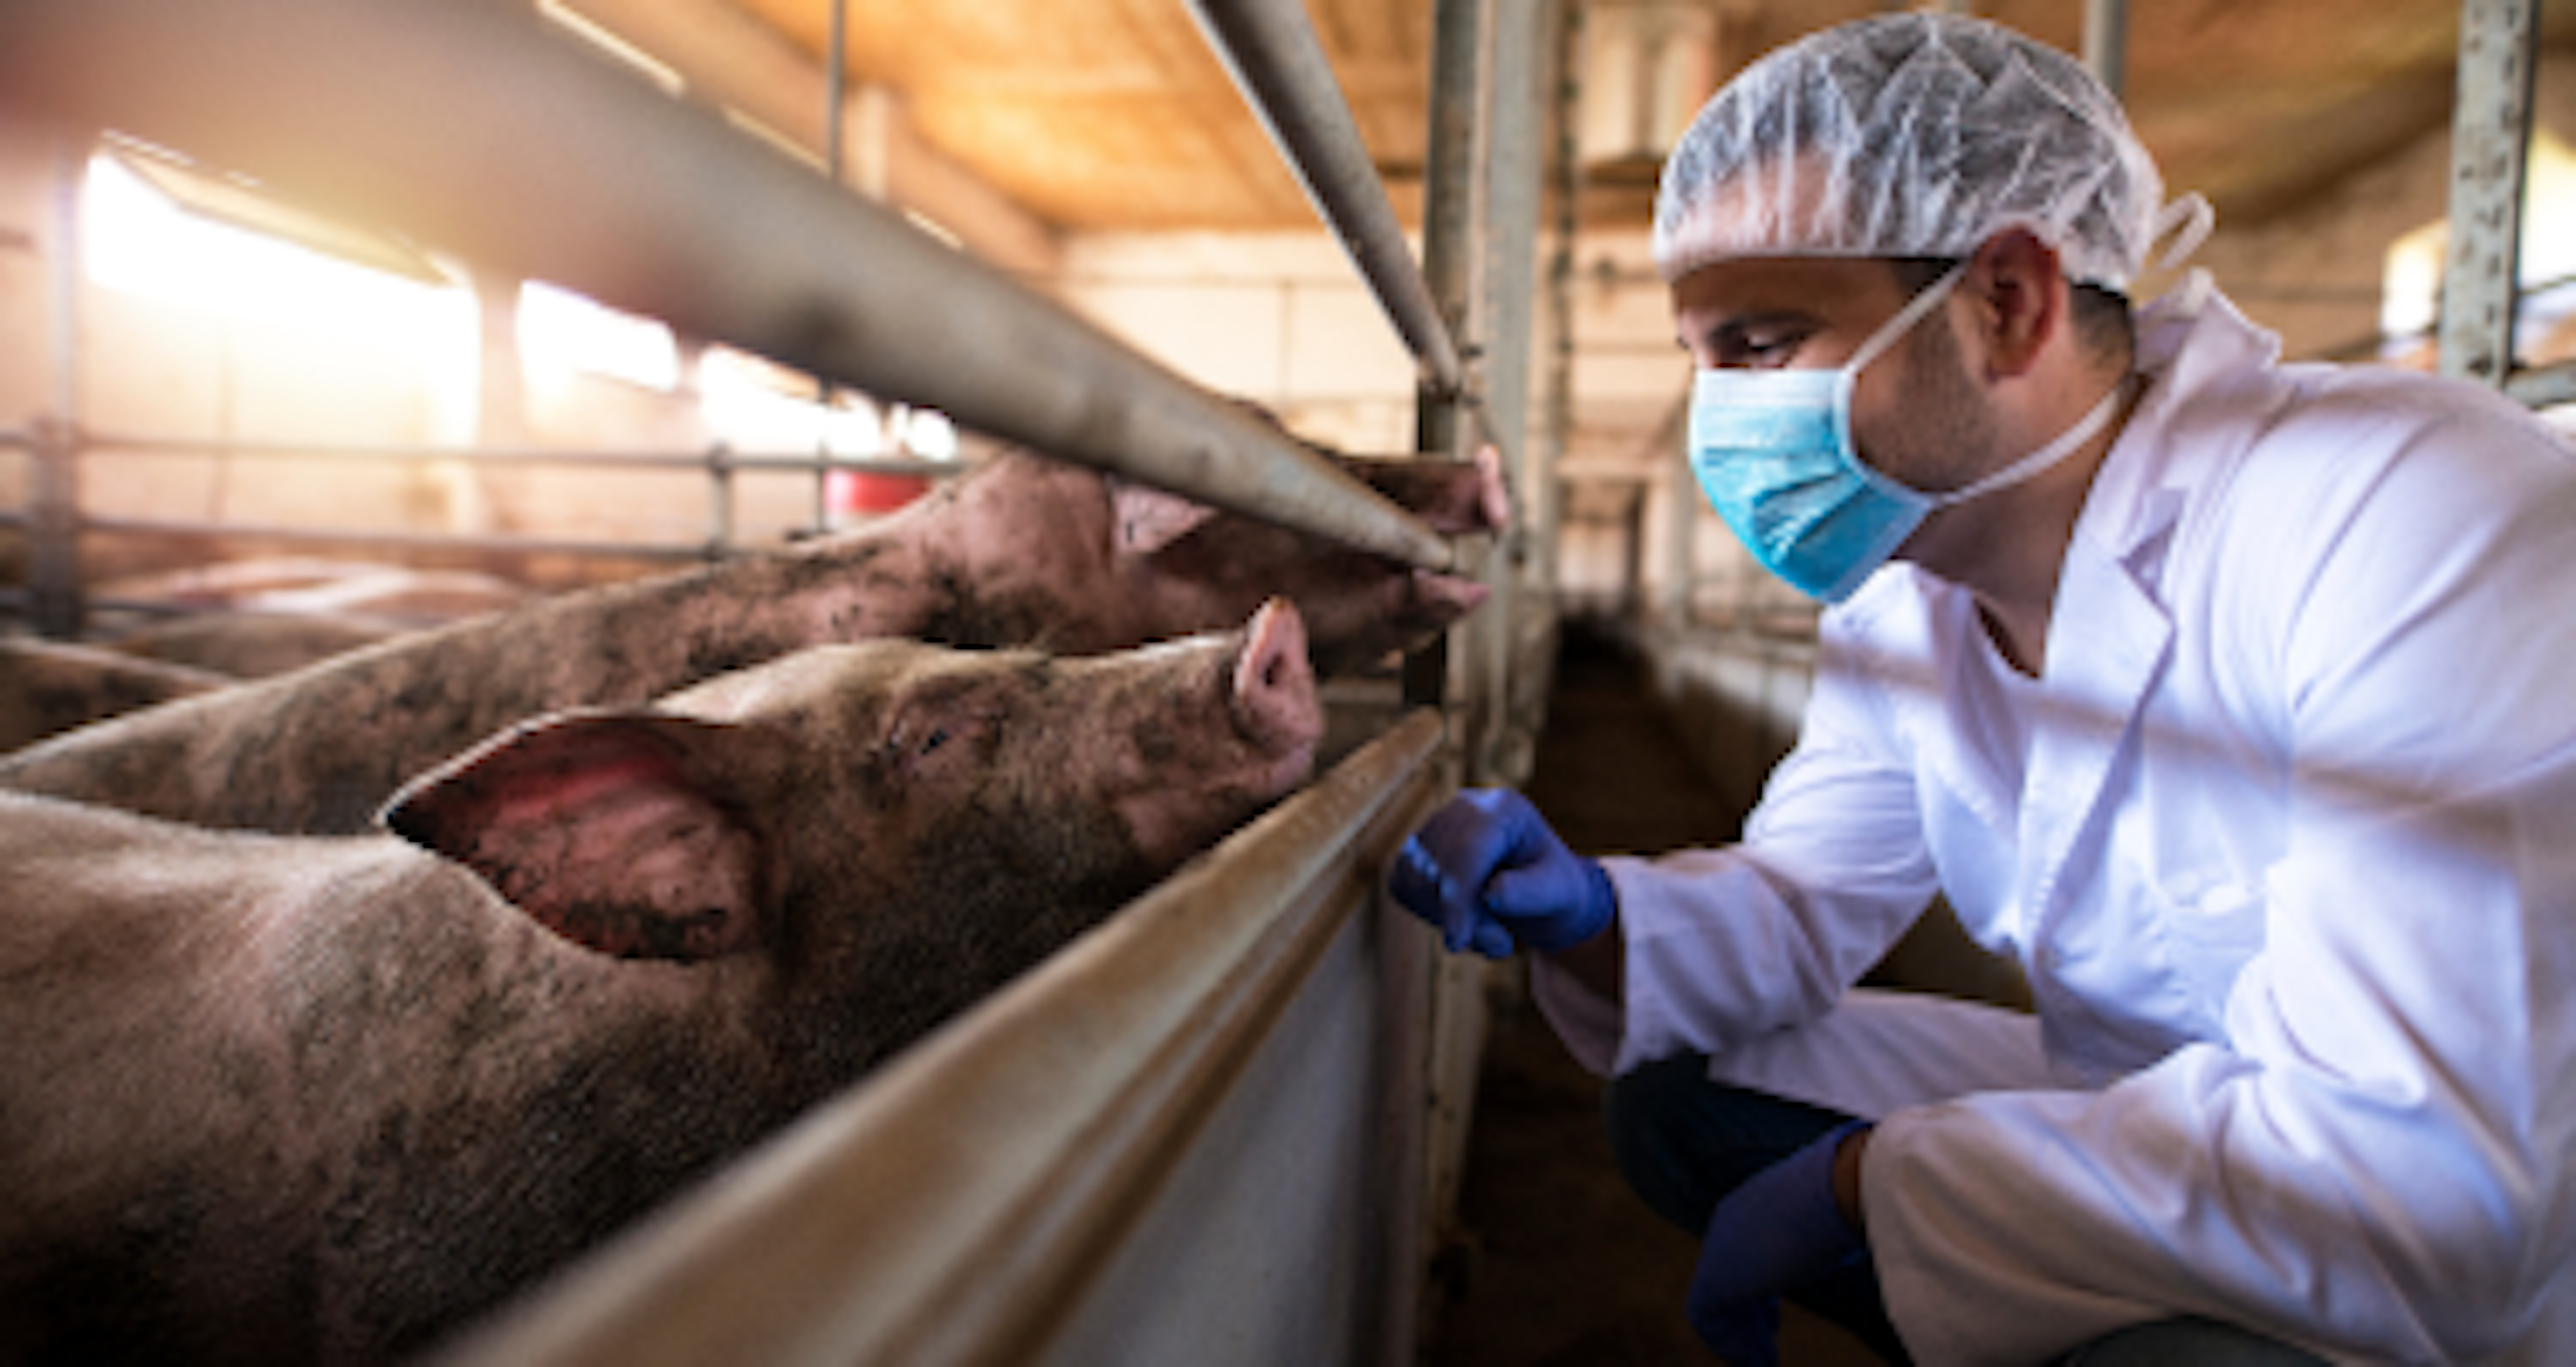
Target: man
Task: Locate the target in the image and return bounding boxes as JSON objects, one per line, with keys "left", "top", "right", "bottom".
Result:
{"left": 1391, "top": 13, "right": 2576, "bottom": 1366}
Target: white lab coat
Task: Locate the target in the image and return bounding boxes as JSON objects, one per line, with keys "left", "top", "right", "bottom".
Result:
{"left": 1533, "top": 288, "right": 2576, "bottom": 1364}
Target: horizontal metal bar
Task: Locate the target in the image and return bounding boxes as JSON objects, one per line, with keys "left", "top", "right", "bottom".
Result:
{"left": 431, "top": 708, "right": 1448, "bottom": 1367}
{"left": 2506, "top": 360, "right": 2576, "bottom": 409}
{"left": 74, "top": 429, "right": 962, "bottom": 478}
{"left": 1186, "top": 0, "right": 1465, "bottom": 396}
{"left": 0, "top": 0, "right": 1450, "bottom": 571}
{"left": 79, "top": 514, "right": 712, "bottom": 563}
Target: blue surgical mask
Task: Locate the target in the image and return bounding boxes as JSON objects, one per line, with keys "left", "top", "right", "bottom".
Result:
{"left": 1686, "top": 264, "right": 2125, "bottom": 603}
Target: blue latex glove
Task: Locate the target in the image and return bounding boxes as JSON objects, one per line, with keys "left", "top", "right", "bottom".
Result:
{"left": 1688, "top": 1119, "right": 1874, "bottom": 1367}
{"left": 1385, "top": 787, "right": 1615, "bottom": 958}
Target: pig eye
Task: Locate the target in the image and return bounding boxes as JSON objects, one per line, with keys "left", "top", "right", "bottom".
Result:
{"left": 914, "top": 726, "right": 951, "bottom": 757}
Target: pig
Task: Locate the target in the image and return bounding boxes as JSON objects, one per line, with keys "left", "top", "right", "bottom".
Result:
{"left": 0, "top": 600, "right": 1323, "bottom": 1366}
{"left": 105, "top": 612, "right": 406, "bottom": 679}
{"left": 0, "top": 443, "right": 1501, "bottom": 835}
{"left": 0, "top": 637, "right": 232, "bottom": 751}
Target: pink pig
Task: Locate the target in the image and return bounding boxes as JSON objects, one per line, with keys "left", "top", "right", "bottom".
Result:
{"left": 0, "top": 601, "right": 1321, "bottom": 1364}
{"left": 0, "top": 445, "right": 1501, "bottom": 834}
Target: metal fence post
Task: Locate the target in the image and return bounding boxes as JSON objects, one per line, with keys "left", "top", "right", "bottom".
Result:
{"left": 2437, "top": 0, "right": 2540, "bottom": 386}
{"left": 30, "top": 133, "right": 86, "bottom": 639}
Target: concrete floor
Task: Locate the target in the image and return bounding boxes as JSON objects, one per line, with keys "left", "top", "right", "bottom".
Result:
{"left": 1419, "top": 622, "right": 1888, "bottom": 1367}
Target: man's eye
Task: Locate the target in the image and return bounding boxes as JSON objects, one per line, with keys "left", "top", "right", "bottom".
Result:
{"left": 1705, "top": 328, "right": 1807, "bottom": 370}
{"left": 1731, "top": 333, "right": 1804, "bottom": 368}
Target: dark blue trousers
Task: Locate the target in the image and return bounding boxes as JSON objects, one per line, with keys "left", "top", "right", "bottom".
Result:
{"left": 1604, "top": 1052, "right": 2332, "bottom": 1366}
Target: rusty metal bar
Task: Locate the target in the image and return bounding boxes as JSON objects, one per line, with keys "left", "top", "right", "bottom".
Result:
{"left": 429, "top": 710, "right": 1449, "bottom": 1367}
{"left": 2436, "top": 0, "right": 2540, "bottom": 386}
{"left": 1185, "top": 0, "right": 1466, "bottom": 397}
{"left": 0, "top": 0, "right": 1451, "bottom": 571}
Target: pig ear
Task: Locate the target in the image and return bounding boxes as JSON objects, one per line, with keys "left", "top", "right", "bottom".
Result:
{"left": 380, "top": 713, "right": 769, "bottom": 961}
{"left": 1108, "top": 476, "right": 1220, "bottom": 555}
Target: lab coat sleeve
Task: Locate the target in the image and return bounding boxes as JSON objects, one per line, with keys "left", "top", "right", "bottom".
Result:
{"left": 1864, "top": 389, "right": 2576, "bottom": 1364}
{"left": 1587, "top": 604, "right": 1943, "bottom": 1077}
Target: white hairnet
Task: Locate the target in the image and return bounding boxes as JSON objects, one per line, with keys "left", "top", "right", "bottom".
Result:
{"left": 1653, "top": 13, "right": 2171, "bottom": 290}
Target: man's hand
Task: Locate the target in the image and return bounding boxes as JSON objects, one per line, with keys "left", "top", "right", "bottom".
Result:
{"left": 1385, "top": 787, "right": 1615, "bottom": 957}
{"left": 1688, "top": 1119, "right": 1875, "bottom": 1367}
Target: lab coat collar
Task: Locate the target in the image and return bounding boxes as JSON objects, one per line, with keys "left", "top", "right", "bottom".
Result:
{"left": 2004, "top": 288, "right": 2284, "bottom": 929}
{"left": 2073, "top": 284, "right": 2283, "bottom": 567}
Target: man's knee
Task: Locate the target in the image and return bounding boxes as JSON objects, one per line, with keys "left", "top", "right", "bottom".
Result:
{"left": 1603, "top": 1052, "right": 1723, "bottom": 1232}
{"left": 1603, "top": 1054, "right": 1861, "bottom": 1234}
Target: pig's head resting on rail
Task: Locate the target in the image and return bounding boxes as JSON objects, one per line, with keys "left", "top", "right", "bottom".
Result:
{"left": 1097, "top": 443, "right": 1509, "bottom": 676}
{"left": 0, "top": 603, "right": 1320, "bottom": 1364}
{"left": 858, "top": 438, "right": 1507, "bottom": 676}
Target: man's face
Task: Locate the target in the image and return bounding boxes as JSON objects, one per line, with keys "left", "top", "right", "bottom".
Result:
{"left": 1670, "top": 256, "right": 1997, "bottom": 496}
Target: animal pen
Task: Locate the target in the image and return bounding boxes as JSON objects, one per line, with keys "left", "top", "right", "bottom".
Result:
{"left": 0, "top": 0, "right": 1565, "bottom": 1360}
{"left": 5, "top": 0, "right": 2574, "bottom": 1362}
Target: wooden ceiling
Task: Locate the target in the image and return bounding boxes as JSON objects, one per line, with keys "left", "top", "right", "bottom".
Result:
{"left": 713, "top": 0, "right": 2576, "bottom": 237}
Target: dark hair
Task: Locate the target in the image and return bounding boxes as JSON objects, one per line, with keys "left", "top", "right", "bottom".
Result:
{"left": 1888, "top": 256, "right": 2134, "bottom": 364}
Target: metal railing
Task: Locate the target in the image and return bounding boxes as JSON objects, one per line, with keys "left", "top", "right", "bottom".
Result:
{"left": 0, "top": 0, "right": 1450, "bottom": 574}
{"left": 47, "top": 426, "right": 962, "bottom": 563}
{"left": 1185, "top": 0, "right": 1466, "bottom": 398}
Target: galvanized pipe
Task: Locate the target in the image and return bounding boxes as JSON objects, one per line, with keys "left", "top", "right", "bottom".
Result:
{"left": 429, "top": 710, "right": 1449, "bottom": 1367}
{"left": 0, "top": 0, "right": 1451, "bottom": 571}
{"left": 1468, "top": 0, "right": 1546, "bottom": 787}
{"left": 80, "top": 430, "right": 961, "bottom": 477}
{"left": 2082, "top": 0, "right": 2129, "bottom": 100}
{"left": 29, "top": 133, "right": 86, "bottom": 639}
{"left": 1403, "top": 0, "right": 1487, "bottom": 712}
{"left": 2438, "top": 0, "right": 2540, "bottom": 386}
{"left": 80, "top": 514, "right": 714, "bottom": 564}
{"left": 1186, "top": 0, "right": 1466, "bottom": 397}
{"left": 2506, "top": 360, "right": 2576, "bottom": 410}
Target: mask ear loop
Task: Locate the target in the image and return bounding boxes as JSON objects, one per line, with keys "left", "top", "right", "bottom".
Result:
{"left": 2146, "top": 193, "right": 2217, "bottom": 315}
{"left": 1844, "top": 261, "right": 1972, "bottom": 376}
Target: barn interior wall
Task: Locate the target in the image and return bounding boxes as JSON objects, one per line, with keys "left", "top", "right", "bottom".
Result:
{"left": 0, "top": 123, "right": 977, "bottom": 594}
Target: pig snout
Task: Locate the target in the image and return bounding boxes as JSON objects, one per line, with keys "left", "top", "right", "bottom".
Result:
{"left": 1114, "top": 598, "right": 1322, "bottom": 871}
{"left": 1230, "top": 597, "right": 1324, "bottom": 770}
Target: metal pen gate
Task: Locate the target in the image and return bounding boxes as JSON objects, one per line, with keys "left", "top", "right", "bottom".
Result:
{"left": 0, "top": 0, "right": 1565, "bottom": 1360}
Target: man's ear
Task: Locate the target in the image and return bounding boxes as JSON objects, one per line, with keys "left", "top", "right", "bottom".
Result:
{"left": 380, "top": 712, "right": 771, "bottom": 961}
{"left": 1965, "top": 228, "right": 2066, "bottom": 379}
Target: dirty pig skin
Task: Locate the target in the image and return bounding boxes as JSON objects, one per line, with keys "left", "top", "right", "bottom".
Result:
{"left": 0, "top": 600, "right": 1322, "bottom": 1366}
{"left": 0, "top": 445, "right": 1501, "bottom": 834}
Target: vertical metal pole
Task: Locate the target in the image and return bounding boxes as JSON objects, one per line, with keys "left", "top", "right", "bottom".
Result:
{"left": 1653, "top": 394, "right": 1693, "bottom": 628}
{"left": 1381, "top": 9, "right": 1483, "bottom": 1366}
{"left": 31, "top": 133, "right": 85, "bottom": 639}
{"left": 1405, "top": 0, "right": 1486, "bottom": 712}
{"left": 1529, "top": 0, "right": 1580, "bottom": 732}
{"left": 814, "top": 0, "right": 851, "bottom": 533}
{"left": 706, "top": 443, "right": 735, "bottom": 560}
{"left": 2438, "top": 0, "right": 2539, "bottom": 386}
{"left": 1472, "top": 0, "right": 1542, "bottom": 786}
{"left": 2082, "top": 0, "right": 2128, "bottom": 101}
